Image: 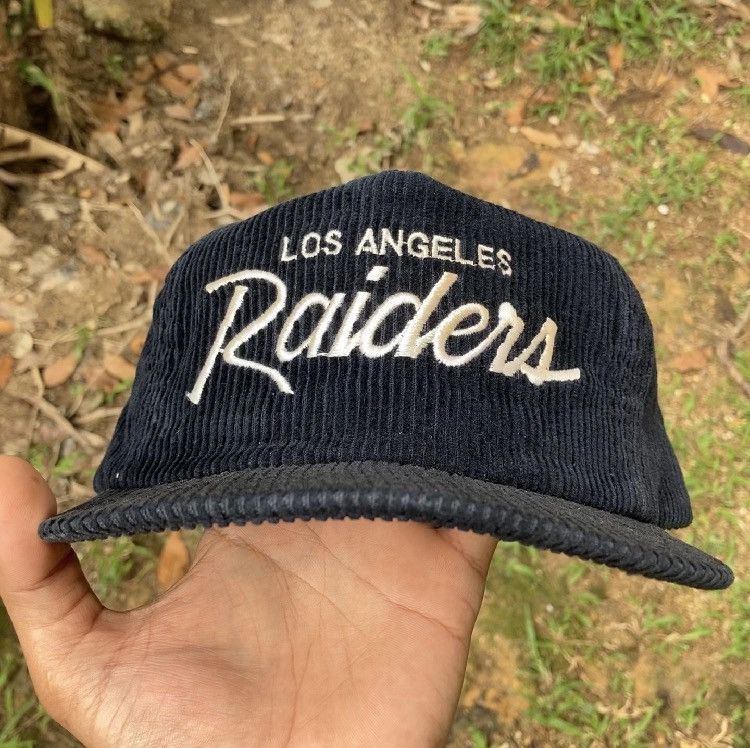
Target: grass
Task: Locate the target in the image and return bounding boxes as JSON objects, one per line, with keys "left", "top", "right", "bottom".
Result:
{"left": 3, "top": 1, "right": 749, "bottom": 745}
{"left": 400, "top": 72, "right": 453, "bottom": 149}
{"left": 254, "top": 160, "right": 294, "bottom": 204}
{"left": 555, "top": 115, "right": 722, "bottom": 264}
{"left": 79, "top": 537, "right": 155, "bottom": 602}
{"left": 328, "top": 73, "right": 453, "bottom": 179}
{"left": 476, "top": 0, "right": 715, "bottom": 116}
{"left": 471, "top": 358, "right": 749, "bottom": 746}
{"left": 0, "top": 653, "right": 42, "bottom": 745}
{"left": 422, "top": 32, "right": 455, "bottom": 59}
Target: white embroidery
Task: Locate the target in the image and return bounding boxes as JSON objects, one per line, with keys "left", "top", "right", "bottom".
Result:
{"left": 366, "top": 265, "right": 389, "bottom": 282}
{"left": 282, "top": 228, "right": 514, "bottom": 274}
{"left": 355, "top": 228, "right": 379, "bottom": 256}
{"left": 186, "top": 270, "right": 292, "bottom": 404}
{"left": 307, "top": 293, "right": 345, "bottom": 356}
{"left": 381, "top": 228, "right": 405, "bottom": 256}
{"left": 477, "top": 244, "right": 495, "bottom": 270}
{"left": 186, "top": 284, "right": 249, "bottom": 405}
{"left": 433, "top": 303, "right": 493, "bottom": 366}
{"left": 280, "top": 230, "right": 343, "bottom": 262}
{"left": 276, "top": 292, "right": 329, "bottom": 362}
{"left": 186, "top": 265, "right": 581, "bottom": 404}
{"left": 396, "top": 271, "right": 458, "bottom": 358}
{"left": 359, "top": 292, "right": 420, "bottom": 358}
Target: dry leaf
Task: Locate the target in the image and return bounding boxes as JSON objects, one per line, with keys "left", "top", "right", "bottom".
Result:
{"left": 173, "top": 141, "right": 202, "bottom": 171}
{"left": 130, "top": 264, "right": 170, "bottom": 285}
{"left": 159, "top": 72, "right": 194, "bottom": 99}
{"left": 43, "top": 353, "right": 79, "bottom": 388}
{"left": 81, "top": 364, "right": 118, "bottom": 392}
{"left": 0, "top": 319, "right": 15, "bottom": 337}
{"left": 694, "top": 65, "right": 731, "bottom": 101}
{"left": 257, "top": 150, "right": 275, "bottom": 166}
{"left": 0, "top": 355, "right": 13, "bottom": 390}
{"left": 157, "top": 531, "right": 190, "bottom": 590}
{"left": 443, "top": 3, "right": 483, "bottom": 36}
{"left": 0, "top": 223, "right": 17, "bottom": 256}
{"left": 519, "top": 126, "right": 563, "bottom": 148}
{"left": 128, "top": 332, "right": 147, "bottom": 356}
{"left": 607, "top": 43, "right": 624, "bottom": 75}
{"left": 505, "top": 99, "right": 526, "bottom": 128}
{"left": 152, "top": 51, "right": 178, "bottom": 71}
{"left": 175, "top": 63, "right": 203, "bottom": 83}
{"left": 229, "top": 191, "right": 266, "bottom": 211}
{"left": 670, "top": 348, "right": 709, "bottom": 373}
{"left": 579, "top": 69, "right": 597, "bottom": 85}
{"left": 77, "top": 243, "right": 108, "bottom": 267}
{"left": 132, "top": 60, "right": 156, "bottom": 84}
{"left": 164, "top": 104, "right": 194, "bottom": 122}
{"left": 103, "top": 354, "right": 136, "bottom": 381}
{"left": 90, "top": 90, "right": 145, "bottom": 130}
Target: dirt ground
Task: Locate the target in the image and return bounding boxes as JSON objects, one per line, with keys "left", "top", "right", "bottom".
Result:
{"left": 1, "top": 0, "right": 749, "bottom": 745}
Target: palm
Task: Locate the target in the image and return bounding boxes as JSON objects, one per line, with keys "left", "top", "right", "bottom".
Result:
{"left": 0, "top": 458, "right": 496, "bottom": 747}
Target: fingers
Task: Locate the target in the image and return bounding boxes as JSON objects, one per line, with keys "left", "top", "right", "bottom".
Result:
{"left": 0, "top": 456, "right": 102, "bottom": 651}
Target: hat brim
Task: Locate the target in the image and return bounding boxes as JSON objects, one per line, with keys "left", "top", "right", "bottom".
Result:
{"left": 39, "top": 461, "right": 733, "bottom": 590}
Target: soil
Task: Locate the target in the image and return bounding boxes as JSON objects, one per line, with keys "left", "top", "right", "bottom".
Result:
{"left": 0, "top": 0, "right": 748, "bottom": 745}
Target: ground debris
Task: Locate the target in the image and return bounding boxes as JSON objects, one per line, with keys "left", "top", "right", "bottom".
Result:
{"left": 80, "top": 0, "right": 172, "bottom": 41}
{"left": 669, "top": 348, "right": 710, "bottom": 373}
{"left": 694, "top": 65, "right": 737, "bottom": 101}
{"left": 519, "top": 127, "right": 563, "bottom": 148}
{"left": 607, "top": 43, "right": 624, "bottom": 75}
{"left": 157, "top": 531, "right": 190, "bottom": 590}
{"left": 0, "top": 222, "right": 17, "bottom": 255}
{"left": 0, "top": 124, "right": 106, "bottom": 186}
{"left": 158, "top": 71, "right": 195, "bottom": 99}
{"left": 0, "top": 355, "right": 13, "bottom": 390}
{"left": 103, "top": 354, "right": 137, "bottom": 381}
{"left": 688, "top": 126, "right": 750, "bottom": 155}
{"left": 42, "top": 353, "right": 79, "bottom": 388}
{"left": 442, "top": 3, "right": 483, "bottom": 37}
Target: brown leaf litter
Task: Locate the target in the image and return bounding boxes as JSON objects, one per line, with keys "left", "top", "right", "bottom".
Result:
{"left": 157, "top": 531, "right": 190, "bottom": 590}
{"left": 42, "top": 353, "right": 79, "bottom": 388}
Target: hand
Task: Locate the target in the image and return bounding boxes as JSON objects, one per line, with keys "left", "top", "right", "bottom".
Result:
{"left": 0, "top": 456, "right": 496, "bottom": 747}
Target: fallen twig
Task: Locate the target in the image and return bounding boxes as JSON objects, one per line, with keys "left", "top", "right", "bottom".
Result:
{"left": 36, "top": 282, "right": 157, "bottom": 347}
{"left": 8, "top": 389, "right": 98, "bottom": 454}
{"left": 211, "top": 66, "right": 238, "bottom": 143}
{"left": 230, "top": 112, "right": 314, "bottom": 127}
{"left": 0, "top": 123, "right": 106, "bottom": 186}
{"left": 74, "top": 406, "right": 123, "bottom": 425}
{"left": 162, "top": 205, "right": 186, "bottom": 253}
{"left": 413, "top": 0, "right": 444, "bottom": 10}
{"left": 189, "top": 138, "right": 228, "bottom": 211}
{"left": 128, "top": 202, "right": 170, "bottom": 261}
{"left": 716, "top": 298, "right": 750, "bottom": 399}
{"left": 212, "top": 12, "right": 253, "bottom": 26}
{"left": 206, "top": 205, "right": 267, "bottom": 221}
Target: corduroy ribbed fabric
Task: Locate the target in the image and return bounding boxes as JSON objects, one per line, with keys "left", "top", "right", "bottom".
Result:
{"left": 39, "top": 171, "right": 733, "bottom": 590}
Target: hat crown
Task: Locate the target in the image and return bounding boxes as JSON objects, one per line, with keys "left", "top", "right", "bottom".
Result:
{"left": 95, "top": 171, "right": 691, "bottom": 529}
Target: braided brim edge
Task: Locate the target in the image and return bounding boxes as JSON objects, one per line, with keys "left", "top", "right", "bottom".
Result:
{"left": 39, "top": 461, "right": 733, "bottom": 590}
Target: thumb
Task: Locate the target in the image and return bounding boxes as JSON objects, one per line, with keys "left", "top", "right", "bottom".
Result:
{"left": 0, "top": 456, "right": 102, "bottom": 659}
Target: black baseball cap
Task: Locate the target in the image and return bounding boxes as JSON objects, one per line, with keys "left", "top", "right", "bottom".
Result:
{"left": 39, "top": 171, "right": 733, "bottom": 590}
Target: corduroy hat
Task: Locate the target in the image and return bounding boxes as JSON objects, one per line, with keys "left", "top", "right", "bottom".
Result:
{"left": 40, "top": 171, "right": 733, "bottom": 590}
